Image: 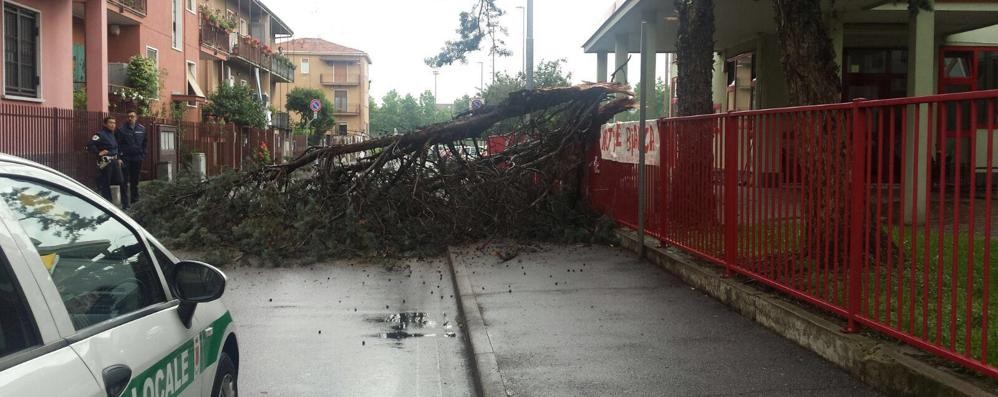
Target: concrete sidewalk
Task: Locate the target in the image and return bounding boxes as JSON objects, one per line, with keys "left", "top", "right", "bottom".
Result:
{"left": 449, "top": 243, "right": 882, "bottom": 397}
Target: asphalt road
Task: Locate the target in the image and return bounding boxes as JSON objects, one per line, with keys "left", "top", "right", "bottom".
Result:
{"left": 221, "top": 257, "right": 475, "bottom": 397}
{"left": 451, "top": 243, "right": 883, "bottom": 397}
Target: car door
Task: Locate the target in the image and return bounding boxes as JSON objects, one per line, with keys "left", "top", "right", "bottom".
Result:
{"left": 0, "top": 171, "right": 202, "bottom": 397}
{"left": 0, "top": 217, "right": 103, "bottom": 396}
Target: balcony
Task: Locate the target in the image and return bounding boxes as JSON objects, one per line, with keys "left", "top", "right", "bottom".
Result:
{"left": 270, "top": 56, "right": 295, "bottom": 83}
{"left": 321, "top": 74, "right": 360, "bottom": 86}
{"left": 272, "top": 112, "right": 290, "bottom": 130}
{"left": 333, "top": 104, "right": 361, "bottom": 115}
{"left": 108, "top": 0, "right": 146, "bottom": 16}
{"left": 230, "top": 35, "right": 295, "bottom": 83}
{"left": 199, "top": 17, "right": 232, "bottom": 56}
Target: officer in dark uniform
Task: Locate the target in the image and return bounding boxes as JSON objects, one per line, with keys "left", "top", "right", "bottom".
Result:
{"left": 116, "top": 111, "right": 147, "bottom": 205}
{"left": 87, "top": 117, "right": 127, "bottom": 205}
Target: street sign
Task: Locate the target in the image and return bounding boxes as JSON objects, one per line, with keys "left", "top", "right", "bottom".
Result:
{"left": 309, "top": 99, "right": 322, "bottom": 112}
{"left": 470, "top": 97, "right": 484, "bottom": 110}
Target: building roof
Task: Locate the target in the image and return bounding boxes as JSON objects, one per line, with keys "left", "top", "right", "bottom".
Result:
{"left": 254, "top": 0, "right": 293, "bottom": 36}
{"left": 279, "top": 38, "right": 372, "bottom": 64}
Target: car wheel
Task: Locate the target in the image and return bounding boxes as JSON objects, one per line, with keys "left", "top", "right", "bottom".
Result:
{"left": 211, "top": 352, "right": 237, "bottom": 397}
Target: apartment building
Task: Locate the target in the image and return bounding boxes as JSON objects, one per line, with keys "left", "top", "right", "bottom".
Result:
{"left": 196, "top": 0, "right": 295, "bottom": 128}
{"left": 0, "top": 0, "right": 293, "bottom": 125}
{"left": 276, "top": 37, "right": 371, "bottom": 137}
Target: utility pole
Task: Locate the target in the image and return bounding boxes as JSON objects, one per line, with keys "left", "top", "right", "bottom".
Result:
{"left": 525, "top": 0, "right": 534, "bottom": 90}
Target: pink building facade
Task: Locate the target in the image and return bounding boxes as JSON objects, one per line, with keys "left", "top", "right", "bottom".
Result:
{"left": 0, "top": 1, "right": 74, "bottom": 108}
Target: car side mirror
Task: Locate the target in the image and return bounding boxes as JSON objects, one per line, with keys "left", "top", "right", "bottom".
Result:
{"left": 172, "top": 260, "right": 227, "bottom": 302}
{"left": 171, "top": 261, "right": 226, "bottom": 329}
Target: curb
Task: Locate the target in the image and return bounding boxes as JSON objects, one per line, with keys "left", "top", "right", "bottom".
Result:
{"left": 446, "top": 246, "right": 510, "bottom": 397}
{"left": 615, "top": 229, "right": 997, "bottom": 397}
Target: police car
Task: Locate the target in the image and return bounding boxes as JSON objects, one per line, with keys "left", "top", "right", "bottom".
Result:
{"left": 0, "top": 154, "right": 239, "bottom": 397}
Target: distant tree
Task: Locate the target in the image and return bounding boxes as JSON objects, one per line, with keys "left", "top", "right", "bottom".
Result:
{"left": 369, "top": 90, "right": 450, "bottom": 137}
{"left": 616, "top": 78, "right": 669, "bottom": 122}
{"left": 425, "top": 0, "right": 511, "bottom": 67}
{"left": 452, "top": 94, "right": 472, "bottom": 115}
{"left": 204, "top": 83, "right": 266, "bottom": 128}
{"left": 285, "top": 87, "right": 335, "bottom": 133}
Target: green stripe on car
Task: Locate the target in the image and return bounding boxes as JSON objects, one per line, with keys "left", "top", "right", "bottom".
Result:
{"left": 120, "top": 311, "right": 232, "bottom": 397}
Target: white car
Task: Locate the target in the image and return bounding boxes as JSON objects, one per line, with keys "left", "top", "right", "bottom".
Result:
{"left": 0, "top": 154, "right": 238, "bottom": 397}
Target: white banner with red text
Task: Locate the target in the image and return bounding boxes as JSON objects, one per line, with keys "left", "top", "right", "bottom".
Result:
{"left": 598, "top": 121, "right": 660, "bottom": 165}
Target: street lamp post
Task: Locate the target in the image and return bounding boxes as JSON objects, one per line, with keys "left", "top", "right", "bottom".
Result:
{"left": 525, "top": 0, "right": 534, "bottom": 90}
{"left": 516, "top": 5, "right": 525, "bottom": 75}
{"left": 432, "top": 69, "right": 440, "bottom": 101}
{"left": 476, "top": 61, "right": 484, "bottom": 92}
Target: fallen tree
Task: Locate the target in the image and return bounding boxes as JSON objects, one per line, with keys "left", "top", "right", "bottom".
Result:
{"left": 133, "top": 83, "right": 635, "bottom": 262}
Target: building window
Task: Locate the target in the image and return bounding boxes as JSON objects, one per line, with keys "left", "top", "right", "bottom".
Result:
{"left": 145, "top": 46, "right": 159, "bottom": 67}
{"left": 724, "top": 52, "right": 754, "bottom": 111}
{"left": 334, "top": 90, "right": 348, "bottom": 112}
{"left": 842, "top": 48, "right": 908, "bottom": 100}
{"left": 171, "top": 0, "right": 182, "bottom": 50}
{"left": 301, "top": 58, "right": 310, "bottom": 74}
{"left": 4, "top": 2, "right": 39, "bottom": 98}
{"left": 939, "top": 47, "right": 998, "bottom": 135}
{"left": 338, "top": 123, "right": 348, "bottom": 135}
{"left": 186, "top": 0, "right": 194, "bottom": 13}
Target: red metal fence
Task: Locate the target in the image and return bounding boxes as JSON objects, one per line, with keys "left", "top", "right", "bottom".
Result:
{"left": 586, "top": 89, "right": 998, "bottom": 377}
{"left": 0, "top": 103, "right": 290, "bottom": 187}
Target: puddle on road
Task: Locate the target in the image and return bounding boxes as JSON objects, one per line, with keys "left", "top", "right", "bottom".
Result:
{"left": 365, "top": 312, "right": 456, "bottom": 346}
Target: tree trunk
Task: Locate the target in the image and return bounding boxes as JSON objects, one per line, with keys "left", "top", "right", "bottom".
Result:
{"left": 670, "top": 0, "right": 718, "bottom": 228}
{"left": 674, "top": 0, "right": 715, "bottom": 117}
{"left": 772, "top": 0, "right": 848, "bottom": 276}
{"left": 772, "top": 0, "right": 899, "bottom": 277}
{"left": 772, "top": 0, "right": 841, "bottom": 105}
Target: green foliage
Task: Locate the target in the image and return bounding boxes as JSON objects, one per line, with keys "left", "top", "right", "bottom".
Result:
{"left": 480, "top": 59, "right": 572, "bottom": 105}
{"left": 131, "top": 171, "right": 613, "bottom": 263}
{"left": 73, "top": 87, "right": 87, "bottom": 110}
{"left": 369, "top": 90, "right": 451, "bottom": 137}
{"left": 425, "top": 0, "right": 511, "bottom": 67}
{"left": 204, "top": 83, "right": 267, "bottom": 128}
{"left": 124, "top": 55, "right": 161, "bottom": 116}
{"left": 169, "top": 101, "right": 188, "bottom": 123}
{"left": 616, "top": 78, "right": 669, "bottom": 122}
{"left": 901, "top": 0, "right": 933, "bottom": 13}
{"left": 285, "top": 87, "right": 335, "bottom": 133}
{"left": 199, "top": 4, "right": 236, "bottom": 31}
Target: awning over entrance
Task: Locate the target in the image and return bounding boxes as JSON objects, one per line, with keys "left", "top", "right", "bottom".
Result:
{"left": 583, "top": 0, "right": 998, "bottom": 54}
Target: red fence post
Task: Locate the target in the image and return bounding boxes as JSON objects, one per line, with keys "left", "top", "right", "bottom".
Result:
{"left": 846, "top": 99, "right": 868, "bottom": 333}
{"left": 723, "top": 112, "right": 738, "bottom": 278}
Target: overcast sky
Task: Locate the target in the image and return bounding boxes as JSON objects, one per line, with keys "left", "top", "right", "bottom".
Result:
{"left": 266, "top": 0, "right": 655, "bottom": 105}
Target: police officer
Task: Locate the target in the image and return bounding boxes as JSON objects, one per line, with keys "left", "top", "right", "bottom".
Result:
{"left": 87, "top": 117, "right": 127, "bottom": 206}
{"left": 116, "top": 111, "right": 147, "bottom": 205}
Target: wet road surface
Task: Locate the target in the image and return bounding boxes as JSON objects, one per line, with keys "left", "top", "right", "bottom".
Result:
{"left": 451, "top": 243, "right": 883, "bottom": 397}
{"left": 222, "top": 258, "right": 475, "bottom": 396}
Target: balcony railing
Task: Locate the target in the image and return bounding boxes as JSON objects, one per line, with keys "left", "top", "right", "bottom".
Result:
{"left": 108, "top": 0, "right": 146, "bottom": 16}
{"left": 320, "top": 74, "right": 360, "bottom": 86}
{"left": 230, "top": 35, "right": 295, "bottom": 83}
{"left": 270, "top": 56, "right": 295, "bottom": 83}
{"left": 333, "top": 104, "right": 361, "bottom": 115}
{"left": 272, "top": 112, "right": 290, "bottom": 130}
{"left": 199, "top": 17, "right": 231, "bottom": 54}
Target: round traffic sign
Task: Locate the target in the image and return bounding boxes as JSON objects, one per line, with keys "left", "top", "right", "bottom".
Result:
{"left": 309, "top": 99, "right": 322, "bottom": 112}
{"left": 470, "top": 97, "right": 484, "bottom": 110}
